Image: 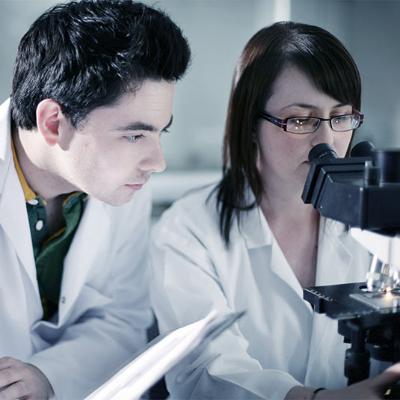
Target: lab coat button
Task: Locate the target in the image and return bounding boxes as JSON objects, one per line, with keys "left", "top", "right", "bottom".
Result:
{"left": 35, "top": 220, "right": 44, "bottom": 231}
{"left": 61, "top": 296, "right": 66, "bottom": 304}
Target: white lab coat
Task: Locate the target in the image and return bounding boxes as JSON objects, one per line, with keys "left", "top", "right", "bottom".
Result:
{"left": 151, "top": 184, "right": 375, "bottom": 400}
{"left": 0, "top": 99, "right": 153, "bottom": 399}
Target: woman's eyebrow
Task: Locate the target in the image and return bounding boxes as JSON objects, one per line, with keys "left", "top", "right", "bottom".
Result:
{"left": 279, "top": 102, "right": 349, "bottom": 111}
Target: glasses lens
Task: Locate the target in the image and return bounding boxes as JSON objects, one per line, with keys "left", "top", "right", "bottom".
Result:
{"left": 286, "top": 117, "right": 319, "bottom": 134}
{"left": 331, "top": 114, "right": 360, "bottom": 132}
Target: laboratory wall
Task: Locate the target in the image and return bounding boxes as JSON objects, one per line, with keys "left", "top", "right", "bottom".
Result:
{"left": 1, "top": 0, "right": 399, "bottom": 208}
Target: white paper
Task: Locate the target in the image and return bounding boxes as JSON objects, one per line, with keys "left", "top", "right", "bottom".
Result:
{"left": 86, "top": 309, "right": 245, "bottom": 400}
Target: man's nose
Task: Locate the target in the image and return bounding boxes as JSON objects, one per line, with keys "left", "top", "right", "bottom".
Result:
{"left": 140, "top": 135, "right": 166, "bottom": 174}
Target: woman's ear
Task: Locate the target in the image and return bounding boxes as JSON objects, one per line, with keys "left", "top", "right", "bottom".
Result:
{"left": 252, "top": 130, "right": 258, "bottom": 143}
{"left": 35, "top": 99, "right": 63, "bottom": 146}
{"left": 252, "top": 120, "right": 259, "bottom": 142}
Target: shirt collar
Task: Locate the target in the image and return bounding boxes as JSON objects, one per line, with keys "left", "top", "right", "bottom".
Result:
{"left": 11, "top": 137, "right": 37, "bottom": 202}
{"left": 11, "top": 134, "right": 87, "bottom": 205}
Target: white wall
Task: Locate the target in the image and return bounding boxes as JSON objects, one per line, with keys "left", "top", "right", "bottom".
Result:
{"left": 0, "top": 0, "right": 277, "bottom": 171}
{"left": 350, "top": 1, "right": 400, "bottom": 147}
{"left": 141, "top": 0, "right": 279, "bottom": 170}
{"left": 291, "top": 0, "right": 400, "bottom": 148}
{"left": 2, "top": 0, "right": 399, "bottom": 205}
{"left": 0, "top": 0, "right": 55, "bottom": 99}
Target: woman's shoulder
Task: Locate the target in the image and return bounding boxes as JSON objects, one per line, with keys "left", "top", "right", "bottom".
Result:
{"left": 162, "top": 183, "right": 219, "bottom": 223}
{"left": 153, "top": 183, "right": 226, "bottom": 246}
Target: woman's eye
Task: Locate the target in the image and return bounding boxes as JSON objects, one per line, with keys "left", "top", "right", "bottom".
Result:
{"left": 333, "top": 115, "right": 349, "bottom": 122}
{"left": 294, "top": 117, "right": 311, "bottom": 123}
{"left": 124, "top": 134, "right": 144, "bottom": 143}
{"left": 291, "top": 117, "right": 314, "bottom": 127}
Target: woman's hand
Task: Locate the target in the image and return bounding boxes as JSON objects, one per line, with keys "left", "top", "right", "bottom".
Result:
{"left": 286, "top": 363, "right": 400, "bottom": 400}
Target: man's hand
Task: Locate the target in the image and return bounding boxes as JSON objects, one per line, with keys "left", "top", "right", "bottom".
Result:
{"left": 0, "top": 357, "right": 54, "bottom": 400}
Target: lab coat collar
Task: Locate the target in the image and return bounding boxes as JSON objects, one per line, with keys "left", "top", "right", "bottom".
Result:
{"left": 238, "top": 187, "right": 353, "bottom": 300}
{"left": 238, "top": 195, "right": 309, "bottom": 308}
{"left": 306, "top": 219, "right": 354, "bottom": 384}
{"left": 58, "top": 198, "right": 111, "bottom": 324}
{"left": 0, "top": 99, "right": 39, "bottom": 293}
{"left": 315, "top": 218, "right": 353, "bottom": 286}
{"left": 0, "top": 99, "right": 112, "bottom": 325}
{"left": 0, "top": 99, "right": 12, "bottom": 193}
{"left": 237, "top": 189, "right": 273, "bottom": 249}
{"left": 237, "top": 184, "right": 350, "bottom": 270}
{"left": 0, "top": 99, "right": 10, "bottom": 163}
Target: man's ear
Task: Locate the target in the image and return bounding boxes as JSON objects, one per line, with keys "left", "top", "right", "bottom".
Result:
{"left": 36, "top": 99, "right": 64, "bottom": 146}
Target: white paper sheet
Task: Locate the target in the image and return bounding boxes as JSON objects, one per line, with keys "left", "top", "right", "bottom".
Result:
{"left": 86, "top": 309, "right": 245, "bottom": 400}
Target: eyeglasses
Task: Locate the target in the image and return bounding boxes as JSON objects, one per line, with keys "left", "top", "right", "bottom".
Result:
{"left": 259, "top": 110, "right": 364, "bottom": 134}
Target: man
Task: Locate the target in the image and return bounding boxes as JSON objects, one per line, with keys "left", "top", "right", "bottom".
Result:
{"left": 0, "top": 1, "right": 190, "bottom": 398}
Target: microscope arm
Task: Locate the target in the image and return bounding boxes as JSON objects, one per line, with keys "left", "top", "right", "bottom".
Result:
{"left": 351, "top": 228, "right": 400, "bottom": 270}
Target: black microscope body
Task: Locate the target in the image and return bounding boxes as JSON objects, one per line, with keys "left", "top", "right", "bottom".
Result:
{"left": 302, "top": 142, "right": 400, "bottom": 385}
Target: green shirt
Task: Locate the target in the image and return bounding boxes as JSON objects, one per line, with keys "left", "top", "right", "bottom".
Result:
{"left": 27, "top": 193, "right": 87, "bottom": 320}
{"left": 12, "top": 139, "right": 87, "bottom": 320}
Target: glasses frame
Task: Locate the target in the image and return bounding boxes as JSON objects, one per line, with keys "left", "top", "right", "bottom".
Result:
{"left": 258, "top": 110, "right": 364, "bottom": 134}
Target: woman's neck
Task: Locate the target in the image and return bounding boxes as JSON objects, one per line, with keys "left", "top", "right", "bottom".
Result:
{"left": 260, "top": 180, "right": 317, "bottom": 225}
{"left": 260, "top": 180, "right": 320, "bottom": 288}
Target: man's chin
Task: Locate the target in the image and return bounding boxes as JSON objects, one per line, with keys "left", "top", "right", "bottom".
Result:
{"left": 89, "top": 191, "right": 136, "bottom": 207}
{"left": 109, "top": 194, "right": 136, "bottom": 207}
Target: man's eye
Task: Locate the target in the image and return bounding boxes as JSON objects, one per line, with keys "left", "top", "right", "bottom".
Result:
{"left": 124, "top": 135, "right": 144, "bottom": 143}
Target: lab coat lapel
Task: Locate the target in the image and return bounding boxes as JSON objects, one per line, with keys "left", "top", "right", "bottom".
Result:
{"left": 305, "top": 219, "right": 354, "bottom": 387}
{"left": 239, "top": 206, "right": 272, "bottom": 250}
{"left": 236, "top": 187, "right": 272, "bottom": 249}
{"left": 0, "top": 102, "right": 38, "bottom": 293}
{"left": 315, "top": 219, "right": 353, "bottom": 286}
{"left": 240, "top": 204, "right": 306, "bottom": 303}
{"left": 58, "top": 198, "right": 111, "bottom": 323}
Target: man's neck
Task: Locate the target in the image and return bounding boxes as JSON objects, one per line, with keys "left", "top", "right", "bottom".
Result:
{"left": 12, "top": 126, "right": 76, "bottom": 202}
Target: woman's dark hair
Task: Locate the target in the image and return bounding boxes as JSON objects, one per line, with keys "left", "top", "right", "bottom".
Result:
{"left": 11, "top": 0, "right": 191, "bottom": 129}
{"left": 215, "top": 21, "right": 361, "bottom": 246}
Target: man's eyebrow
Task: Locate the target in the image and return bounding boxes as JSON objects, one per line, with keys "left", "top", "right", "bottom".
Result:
{"left": 116, "top": 115, "right": 173, "bottom": 133}
{"left": 116, "top": 122, "right": 157, "bottom": 132}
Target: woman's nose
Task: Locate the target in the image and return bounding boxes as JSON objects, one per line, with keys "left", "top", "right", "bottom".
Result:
{"left": 310, "top": 120, "right": 335, "bottom": 147}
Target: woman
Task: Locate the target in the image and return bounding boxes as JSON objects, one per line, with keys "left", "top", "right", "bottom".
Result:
{"left": 151, "top": 22, "right": 400, "bottom": 399}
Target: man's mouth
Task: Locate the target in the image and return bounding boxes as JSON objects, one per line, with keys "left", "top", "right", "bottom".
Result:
{"left": 125, "top": 180, "right": 147, "bottom": 190}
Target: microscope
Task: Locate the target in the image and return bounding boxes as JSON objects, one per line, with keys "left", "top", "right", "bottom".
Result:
{"left": 302, "top": 141, "right": 400, "bottom": 386}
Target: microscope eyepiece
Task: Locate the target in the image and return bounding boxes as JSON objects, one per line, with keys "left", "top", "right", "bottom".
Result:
{"left": 308, "top": 143, "right": 338, "bottom": 162}
{"left": 350, "top": 141, "right": 375, "bottom": 158}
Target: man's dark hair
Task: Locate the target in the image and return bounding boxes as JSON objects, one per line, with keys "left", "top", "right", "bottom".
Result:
{"left": 11, "top": 0, "right": 191, "bottom": 130}
{"left": 214, "top": 21, "right": 361, "bottom": 246}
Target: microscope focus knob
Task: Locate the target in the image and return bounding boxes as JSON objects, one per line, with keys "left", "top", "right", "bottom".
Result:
{"left": 374, "top": 150, "right": 400, "bottom": 184}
